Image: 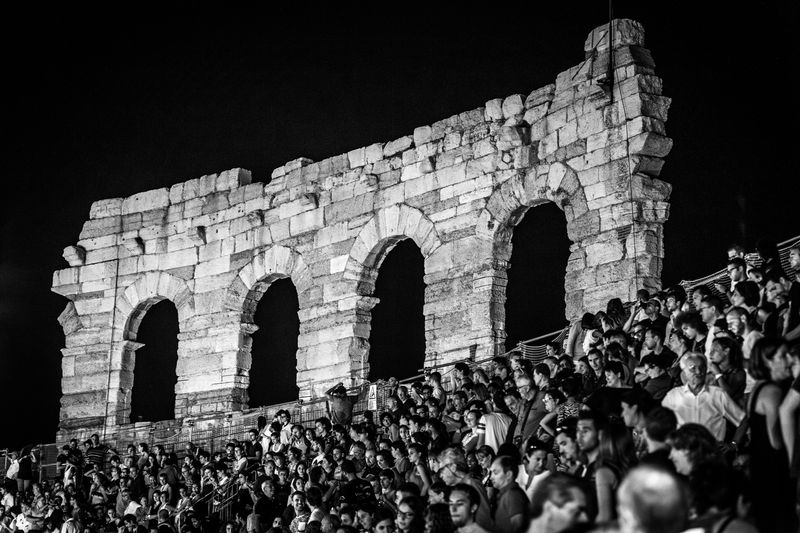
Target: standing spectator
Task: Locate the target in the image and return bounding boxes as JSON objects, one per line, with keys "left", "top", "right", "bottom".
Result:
{"left": 661, "top": 353, "right": 745, "bottom": 442}
{"left": 488, "top": 456, "right": 528, "bottom": 533}
{"left": 779, "top": 344, "right": 800, "bottom": 487}
{"left": 746, "top": 338, "right": 797, "bottom": 533}
{"left": 447, "top": 484, "right": 490, "bottom": 533}
{"left": 593, "top": 421, "right": 637, "bottom": 524}
{"left": 706, "top": 337, "right": 746, "bottom": 405}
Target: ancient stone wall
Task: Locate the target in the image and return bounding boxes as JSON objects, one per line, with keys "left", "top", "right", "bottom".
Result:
{"left": 52, "top": 19, "right": 672, "bottom": 436}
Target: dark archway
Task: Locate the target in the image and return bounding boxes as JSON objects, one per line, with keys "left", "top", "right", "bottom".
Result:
{"left": 129, "top": 299, "right": 178, "bottom": 423}
{"left": 248, "top": 277, "right": 299, "bottom": 407}
{"left": 368, "top": 239, "right": 426, "bottom": 381}
{"left": 504, "top": 202, "right": 570, "bottom": 351}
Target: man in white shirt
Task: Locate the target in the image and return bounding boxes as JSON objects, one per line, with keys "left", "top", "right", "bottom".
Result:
{"left": 661, "top": 354, "right": 744, "bottom": 441}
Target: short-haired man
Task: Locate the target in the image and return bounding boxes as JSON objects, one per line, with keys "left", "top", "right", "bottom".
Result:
{"left": 661, "top": 353, "right": 745, "bottom": 441}
{"left": 639, "top": 353, "right": 673, "bottom": 401}
{"left": 437, "top": 448, "right": 493, "bottom": 531}
{"left": 699, "top": 295, "right": 726, "bottom": 356}
{"left": 449, "top": 483, "right": 491, "bottom": 533}
{"left": 617, "top": 465, "right": 690, "bottom": 533}
{"left": 639, "top": 406, "right": 677, "bottom": 471}
{"left": 489, "top": 456, "right": 528, "bottom": 533}
{"left": 528, "top": 473, "right": 588, "bottom": 533}
{"left": 715, "top": 257, "right": 747, "bottom": 299}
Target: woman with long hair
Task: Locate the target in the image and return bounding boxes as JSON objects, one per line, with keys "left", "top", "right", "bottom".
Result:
{"left": 553, "top": 419, "right": 582, "bottom": 475}
{"left": 745, "top": 337, "right": 797, "bottom": 533}
{"left": 395, "top": 495, "right": 425, "bottom": 533}
{"left": 405, "top": 443, "right": 432, "bottom": 497}
{"left": 667, "top": 423, "right": 719, "bottom": 476}
{"left": 707, "top": 336, "right": 746, "bottom": 405}
{"left": 594, "top": 420, "right": 637, "bottom": 523}
{"left": 423, "top": 502, "right": 454, "bottom": 533}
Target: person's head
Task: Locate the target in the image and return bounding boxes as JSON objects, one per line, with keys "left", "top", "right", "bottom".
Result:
{"left": 543, "top": 389, "right": 565, "bottom": 413}
{"left": 690, "top": 285, "right": 711, "bottom": 310}
{"left": 765, "top": 272, "right": 789, "bottom": 305}
{"left": 355, "top": 503, "right": 375, "bottom": 531}
{"left": 620, "top": 389, "right": 654, "bottom": 430}
{"left": 524, "top": 440, "right": 549, "bottom": 477}
{"left": 474, "top": 446, "right": 495, "bottom": 472}
{"left": 489, "top": 455, "right": 518, "bottom": 491}
{"left": 641, "top": 353, "right": 668, "bottom": 381}
{"left": 665, "top": 286, "right": 687, "bottom": 313}
{"left": 587, "top": 349, "right": 604, "bottom": 374}
{"left": 423, "top": 503, "right": 452, "bottom": 533}
{"left": 644, "top": 298, "right": 661, "bottom": 318}
{"left": 529, "top": 473, "right": 588, "bottom": 530}
{"left": 555, "top": 419, "right": 579, "bottom": 462}
{"left": 617, "top": 465, "right": 689, "bottom": 533}
{"left": 680, "top": 353, "right": 707, "bottom": 390}
{"left": 603, "top": 360, "right": 625, "bottom": 387}
{"left": 533, "top": 363, "right": 550, "bottom": 388}
{"left": 644, "top": 407, "right": 678, "bottom": 445}
{"left": 448, "top": 484, "right": 480, "bottom": 528}
{"left": 576, "top": 412, "right": 604, "bottom": 455}
{"left": 726, "top": 257, "right": 747, "bottom": 283}
{"left": 290, "top": 491, "right": 307, "bottom": 513}
{"left": 709, "top": 336, "right": 742, "bottom": 369}
{"left": 395, "top": 496, "right": 424, "bottom": 533}
{"left": 667, "top": 424, "right": 718, "bottom": 476}
{"left": 688, "top": 460, "right": 746, "bottom": 518}
{"left": 748, "top": 337, "right": 791, "bottom": 382}
{"left": 643, "top": 327, "right": 664, "bottom": 351}
{"left": 724, "top": 306, "right": 749, "bottom": 336}
{"left": 698, "top": 296, "right": 723, "bottom": 325}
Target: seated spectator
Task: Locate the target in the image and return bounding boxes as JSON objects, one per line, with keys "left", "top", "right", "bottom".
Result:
{"left": 639, "top": 353, "right": 673, "bottom": 401}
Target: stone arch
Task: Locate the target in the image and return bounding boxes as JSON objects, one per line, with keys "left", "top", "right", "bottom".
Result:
{"left": 344, "top": 204, "right": 441, "bottom": 295}
{"left": 475, "top": 163, "right": 587, "bottom": 347}
{"left": 223, "top": 245, "right": 313, "bottom": 405}
{"left": 340, "top": 204, "right": 441, "bottom": 380}
{"left": 107, "top": 271, "right": 193, "bottom": 425}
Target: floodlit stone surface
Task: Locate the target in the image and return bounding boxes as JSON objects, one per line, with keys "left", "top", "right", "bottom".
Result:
{"left": 52, "top": 18, "right": 671, "bottom": 439}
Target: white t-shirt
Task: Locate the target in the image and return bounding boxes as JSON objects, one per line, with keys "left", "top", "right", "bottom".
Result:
{"left": 477, "top": 412, "right": 512, "bottom": 453}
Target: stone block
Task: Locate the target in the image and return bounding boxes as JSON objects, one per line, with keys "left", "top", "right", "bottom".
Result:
{"left": 413, "top": 125, "right": 432, "bottom": 146}
{"left": 502, "top": 94, "right": 525, "bottom": 118}
{"left": 63, "top": 245, "right": 86, "bottom": 266}
{"left": 383, "top": 135, "right": 413, "bottom": 157}
{"left": 216, "top": 168, "right": 252, "bottom": 191}
{"left": 584, "top": 19, "right": 645, "bottom": 53}
{"left": 89, "top": 198, "right": 123, "bottom": 219}
{"left": 289, "top": 208, "right": 324, "bottom": 236}
{"left": 348, "top": 147, "right": 366, "bottom": 168}
{"left": 484, "top": 98, "right": 503, "bottom": 121}
{"left": 121, "top": 188, "right": 169, "bottom": 215}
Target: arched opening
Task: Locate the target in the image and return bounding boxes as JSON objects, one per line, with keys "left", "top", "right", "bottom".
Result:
{"left": 248, "top": 277, "right": 300, "bottom": 407}
{"left": 504, "top": 202, "right": 570, "bottom": 351}
{"left": 129, "top": 299, "right": 178, "bottom": 423}
{"left": 368, "top": 239, "right": 426, "bottom": 381}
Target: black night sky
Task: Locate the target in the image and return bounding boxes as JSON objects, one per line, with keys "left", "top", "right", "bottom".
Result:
{"left": 1, "top": 3, "right": 797, "bottom": 450}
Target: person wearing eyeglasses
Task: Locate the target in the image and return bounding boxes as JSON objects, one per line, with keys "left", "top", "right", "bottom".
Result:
{"left": 395, "top": 496, "right": 424, "bottom": 533}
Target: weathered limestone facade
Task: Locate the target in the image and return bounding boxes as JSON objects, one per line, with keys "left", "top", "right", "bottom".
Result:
{"left": 53, "top": 20, "right": 672, "bottom": 436}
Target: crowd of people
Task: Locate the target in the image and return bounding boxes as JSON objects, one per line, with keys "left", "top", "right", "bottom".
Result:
{"left": 1, "top": 241, "right": 799, "bottom": 533}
